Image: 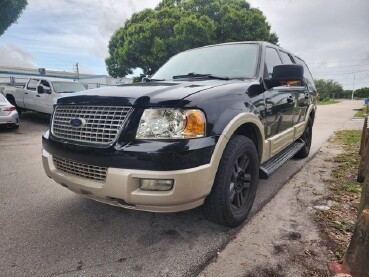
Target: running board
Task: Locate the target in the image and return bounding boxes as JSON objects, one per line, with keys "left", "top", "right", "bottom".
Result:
{"left": 259, "top": 139, "right": 305, "bottom": 179}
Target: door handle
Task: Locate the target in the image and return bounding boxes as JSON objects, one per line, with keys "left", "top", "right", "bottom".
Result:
{"left": 24, "top": 92, "right": 28, "bottom": 94}
{"left": 36, "top": 95, "right": 40, "bottom": 97}
{"left": 287, "top": 95, "right": 294, "bottom": 103}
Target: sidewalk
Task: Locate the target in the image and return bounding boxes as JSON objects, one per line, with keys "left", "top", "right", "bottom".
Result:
{"left": 199, "top": 117, "right": 364, "bottom": 277}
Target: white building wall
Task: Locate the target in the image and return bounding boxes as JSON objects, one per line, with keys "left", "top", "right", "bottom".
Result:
{"left": 0, "top": 66, "right": 132, "bottom": 89}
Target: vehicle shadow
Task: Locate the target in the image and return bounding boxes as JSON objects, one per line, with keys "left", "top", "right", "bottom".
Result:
{"left": 20, "top": 111, "right": 50, "bottom": 125}
{"left": 7, "top": 194, "right": 231, "bottom": 276}
{"left": 0, "top": 125, "right": 18, "bottom": 133}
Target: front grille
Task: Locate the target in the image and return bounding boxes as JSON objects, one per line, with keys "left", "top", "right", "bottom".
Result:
{"left": 53, "top": 156, "right": 107, "bottom": 182}
{"left": 52, "top": 105, "right": 131, "bottom": 145}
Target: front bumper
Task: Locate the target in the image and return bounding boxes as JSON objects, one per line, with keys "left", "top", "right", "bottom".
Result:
{"left": 43, "top": 130, "right": 217, "bottom": 171}
{"left": 42, "top": 149, "right": 215, "bottom": 212}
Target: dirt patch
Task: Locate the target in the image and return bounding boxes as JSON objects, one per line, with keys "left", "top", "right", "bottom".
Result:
{"left": 314, "top": 130, "right": 362, "bottom": 263}
{"left": 200, "top": 144, "right": 338, "bottom": 277}
{"left": 200, "top": 128, "right": 361, "bottom": 277}
{"left": 201, "top": 129, "right": 364, "bottom": 277}
{"left": 200, "top": 126, "right": 364, "bottom": 277}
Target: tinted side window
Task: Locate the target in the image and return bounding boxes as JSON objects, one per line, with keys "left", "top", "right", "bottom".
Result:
{"left": 265, "top": 47, "right": 282, "bottom": 77}
{"left": 295, "top": 57, "right": 315, "bottom": 91}
{"left": 40, "top": 80, "right": 51, "bottom": 88}
{"left": 27, "top": 79, "right": 39, "bottom": 91}
{"left": 279, "top": 51, "right": 294, "bottom": 64}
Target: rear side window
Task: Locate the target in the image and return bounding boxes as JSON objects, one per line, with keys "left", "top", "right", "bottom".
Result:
{"left": 295, "top": 57, "right": 315, "bottom": 91}
{"left": 27, "top": 79, "right": 39, "bottom": 91}
{"left": 279, "top": 51, "right": 294, "bottom": 64}
{"left": 265, "top": 47, "right": 282, "bottom": 77}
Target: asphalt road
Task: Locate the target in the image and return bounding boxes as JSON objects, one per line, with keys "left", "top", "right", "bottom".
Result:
{"left": 0, "top": 100, "right": 363, "bottom": 277}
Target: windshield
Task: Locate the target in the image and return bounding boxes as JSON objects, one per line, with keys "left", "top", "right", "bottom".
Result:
{"left": 52, "top": 81, "right": 86, "bottom": 93}
{"left": 152, "top": 43, "right": 259, "bottom": 80}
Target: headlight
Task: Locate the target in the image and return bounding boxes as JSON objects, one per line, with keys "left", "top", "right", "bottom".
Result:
{"left": 136, "top": 108, "right": 206, "bottom": 139}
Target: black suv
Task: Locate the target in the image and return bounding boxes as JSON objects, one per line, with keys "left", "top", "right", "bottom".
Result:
{"left": 42, "top": 41, "right": 316, "bottom": 227}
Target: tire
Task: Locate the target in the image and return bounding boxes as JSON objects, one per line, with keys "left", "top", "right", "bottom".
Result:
{"left": 203, "top": 135, "right": 259, "bottom": 227}
{"left": 295, "top": 117, "right": 313, "bottom": 159}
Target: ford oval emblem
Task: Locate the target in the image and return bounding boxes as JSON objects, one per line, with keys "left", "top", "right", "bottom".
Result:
{"left": 70, "top": 118, "right": 86, "bottom": 128}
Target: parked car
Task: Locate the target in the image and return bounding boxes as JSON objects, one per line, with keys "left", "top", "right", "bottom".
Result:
{"left": 0, "top": 93, "right": 19, "bottom": 129}
{"left": 2, "top": 77, "right": 86, "bottom": 115}
{"left": 42, "top": 41, "right": 317, "bottom": 227}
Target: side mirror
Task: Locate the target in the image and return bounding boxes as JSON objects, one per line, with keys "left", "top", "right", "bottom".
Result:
{"left": 37, "top": 85, "right": 44, "bottom": 94}
{"left": 37, "top": 86, "right": 51, "bottom": 94}
{"left": 271, "top": 64, "right": 304, "bottom": 86}
{"left": 142, "top": 75, "right": 150, "bottom": 82}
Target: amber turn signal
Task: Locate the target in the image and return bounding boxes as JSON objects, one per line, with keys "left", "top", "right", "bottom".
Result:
{"left": 183, "top": 110, "right": 206, "bottom": 138}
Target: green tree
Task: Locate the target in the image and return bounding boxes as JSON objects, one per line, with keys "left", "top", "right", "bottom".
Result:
{"left": 106, "top": 0, "right": 278, "bottom": 77}
{"left": 354, "top": 87, "right": 369, "bottom": 99}
{"left": 0, "top": 0, "right": 28, "bottom": 36}
{"left": 314, "top": 79, "right": 344, "bottom": 100}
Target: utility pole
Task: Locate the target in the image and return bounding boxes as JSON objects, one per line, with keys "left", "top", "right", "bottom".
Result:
{"left": 75, "top": 62, "right": 80, "bottom": 79}
{"left": 352, "top": 74, "right": 355, "bottom": 100}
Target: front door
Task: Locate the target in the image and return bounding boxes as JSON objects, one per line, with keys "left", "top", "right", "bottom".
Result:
{"left": 35, "top": 79, "right": 54, "bottom": 114}
{"left": 24, "top": 79, "right": 40, "bottom": 110}
{"left": 263, "top": 47, "right": 295, "bottom": 156}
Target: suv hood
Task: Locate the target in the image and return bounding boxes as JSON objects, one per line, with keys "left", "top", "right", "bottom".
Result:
{"left": 56, "top": 79, "right": 250, "bottom": 107}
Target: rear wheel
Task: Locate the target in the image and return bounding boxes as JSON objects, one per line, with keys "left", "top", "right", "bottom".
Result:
{"left": 203, "top": 135, "right": 259, "bottom": 227}
{"left": 295, "top": 117, "right": 313, "bottom": 159}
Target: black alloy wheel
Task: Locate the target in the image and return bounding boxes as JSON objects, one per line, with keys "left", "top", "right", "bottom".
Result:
{"left": 203, "top": 135, "right": 259, "bottom": 227}
{"left": 229, "top": 154, "right": 252, "bottom": 212}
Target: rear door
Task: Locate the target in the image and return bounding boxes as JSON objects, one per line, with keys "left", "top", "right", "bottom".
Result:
{"left": 294, "top": 56, "right": 316, "bottom": 138}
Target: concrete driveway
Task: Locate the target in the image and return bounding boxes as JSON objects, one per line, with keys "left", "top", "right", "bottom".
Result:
{"left": 0, "top": 100, "right": 363, "bottom": 277}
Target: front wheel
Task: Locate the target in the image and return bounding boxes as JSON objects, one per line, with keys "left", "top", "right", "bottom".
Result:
{"left": 203, "top": 135, "right": 259, "bottom": 227}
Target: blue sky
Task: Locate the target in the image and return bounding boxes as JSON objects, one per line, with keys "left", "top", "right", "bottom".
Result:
{"left": 0, "top": 0, "right": 158, "bottom": 74}
{"left": 1, "top": 0, "right": 369, "bottom": 89}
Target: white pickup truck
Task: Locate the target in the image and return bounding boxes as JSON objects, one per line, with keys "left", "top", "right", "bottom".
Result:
{"left": 2, "top": 77, "right": 87, "bottom": 114}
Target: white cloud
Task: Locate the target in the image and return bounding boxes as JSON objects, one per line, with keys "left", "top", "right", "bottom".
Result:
{"left": 0, "top": 43, "right": 36, "bottom": 67}
{"left": 248, "top": 0, "right": 369, "bottom": 89}
{"left": 24, "top": 0, "right": 160, "bottom": 60}
{"left": 2, "top": 0, "right": 369, "bottom": 87}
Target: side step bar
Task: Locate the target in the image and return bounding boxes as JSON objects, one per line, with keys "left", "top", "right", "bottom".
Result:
{"left": 259, "top": 139, "right": 305, "bottom": 179}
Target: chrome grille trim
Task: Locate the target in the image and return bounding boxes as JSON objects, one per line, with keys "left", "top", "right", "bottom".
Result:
{"left": 52, "top": 105, "right": 131, "bottom": 145}
{"left": 53, "top": 156, "right": 107, "bottom": 182}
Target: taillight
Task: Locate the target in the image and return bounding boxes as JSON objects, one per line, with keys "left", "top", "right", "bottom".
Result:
{"left": 2, "top": 106, "right": 16, "bottom": 112}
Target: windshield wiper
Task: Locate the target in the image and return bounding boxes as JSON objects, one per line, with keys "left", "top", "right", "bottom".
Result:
{"left": 172, "top": 72, "right": 230, "bottom": 80}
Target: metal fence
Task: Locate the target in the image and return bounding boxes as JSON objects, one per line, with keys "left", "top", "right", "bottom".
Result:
{"left": 81, "top": 83, "right": 123, "bottom": 89}
{"left": 0, "top": 77, "right": 126, "bottom": 91}
{"left": 0, "top": 76, "right": 27, "bottom": 87}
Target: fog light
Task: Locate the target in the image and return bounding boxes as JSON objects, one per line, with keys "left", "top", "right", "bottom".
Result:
{"left": 139, "top": 179, "right": 174, "bottom": 191}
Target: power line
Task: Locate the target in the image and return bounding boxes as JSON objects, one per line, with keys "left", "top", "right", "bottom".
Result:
{"left": 309, "top": 58, "right": 369, "bottom": 64}
{"left": 314, "top": 70, "right": 369, "bottom": 76}
{"left": 340, "top": 81, "right": 369, "bottom": 86}
{"left": 313, "top": 63, "right": 369, "bottom": 69}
